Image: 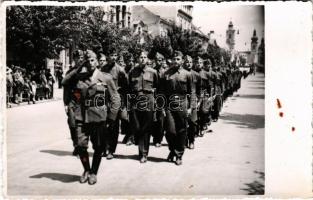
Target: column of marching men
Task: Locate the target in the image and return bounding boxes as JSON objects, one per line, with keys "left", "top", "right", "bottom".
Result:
{"left": 62, "top": 48, "right": 243, "bottom": 185}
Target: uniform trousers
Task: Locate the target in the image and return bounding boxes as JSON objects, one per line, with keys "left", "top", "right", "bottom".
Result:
{"left": 77, "top": 121, "right": 107, "bottom": 175}
{"left": 165, "top": 109, "right": 188, "bottom": 158}
{"left": 130, "top": 109, "right": 154, "bottom": 157}
{"left": 152, "top": 110, "right": 165, "bottom": 144}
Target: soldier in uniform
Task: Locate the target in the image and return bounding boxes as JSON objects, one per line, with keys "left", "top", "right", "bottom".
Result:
{"left": 121, "top": 52, "right": 135, "bottom": 146}
{"left": 63, "top": 50, "right": 85, "bottom": 155}
{"left": 161, "top": 51, "right": 196, "bottom": 165}
{"left": 152, "top": 52, "right": 166, "bottom": 147}
{"left": 128, "top": 51, "right": 158, "bottom": 163}
{"left": 101, "top": 49, "right": 128, "bottom": 159}
{"left": 212, "top": 64, "right": 223, "bottom": 122}
{"left": 194, "top": 56, "right": 211, "bottom": 137}
{"left": 62, "top": 50, "right": 121, "bottom": 185}
{"left": 183, "top": 55, "right": 200, "bottom": 149}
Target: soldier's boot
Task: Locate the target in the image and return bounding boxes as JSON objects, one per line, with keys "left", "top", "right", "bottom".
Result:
{"left": 140, "top": 155, "right": 147, "bottom": 163}
{"left": 175, "top": 157, "right": 182, "bottom": 166}
{"left": 167, "top": 151, "right": 175, "bottom": 162}
{"left": 88, "top": 174, "right": 97, "bottom": 185}
{"left": 80, "top": 171, "right": 90, "bottom": 184}
{"left": 79, "top": 148, "right": 90, "bottom": 183}
{"left": 89, "top": 150, "right": 101, "bottom": 185}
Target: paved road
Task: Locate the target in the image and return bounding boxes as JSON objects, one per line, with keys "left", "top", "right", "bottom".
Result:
{"left": 6, "top": 73, "right": 264, "bottom": 197}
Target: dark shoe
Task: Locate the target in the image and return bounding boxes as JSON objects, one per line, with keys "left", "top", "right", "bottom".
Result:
{"left": 101, "top": 152, "right": 107, "bottom": 157}
{"left": 106, "top": 153, "right": 114, "bottom": 160}
{"left": 199, "top": 133, "right": 204, "bottom": 137}
{"left": 189, "top": 143, "right": 194, "bottom": 149}
{"left": 167, "top": 152, "right": 175, "bottom": 162}
{"left": 88, "top": 173, "right": 97, "bottom": 185}
{"left": 175, "top": 157, "right": 182, "bottom": 166}
{"left": 155, "top": 143, "right": 161, "bottom": 148}
{"left": 126, "top": 140, "right": 133, "bottom": 146}
{"left": 79, "top": 171, "right": 90, "bottom": 183}
{"left": 72, "top": 147, "right": 79, "bottom": 156}
{"left": 140, "top": 155, "right": 147, "bottom": 163}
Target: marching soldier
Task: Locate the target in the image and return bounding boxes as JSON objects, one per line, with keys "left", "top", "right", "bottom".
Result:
{"left": 62, "top": 50, "right": 121, "bottom": 185}
{"left": 161, "top": 50, "right": 196, "bottom": 165}
{"left": 63, "top": 50, "right": 85, "bottom": 155}
{"left": 194, "top": 56, "right": 211, "bottom": 137}
{"left": 152, "top": 52, "right": 166, "bottom": 147}
{"left": 101, "top": 49, "right": 128, "bottom": 159}
{"left": 128, "top": 50, "right": 158, "bottom": 163}
{"left": 212, "top": 64, "right": 223, "bottom": 122}
{"left": 183, "top": 55, "right": 200, "bottom": 149}
{"left": 121, "top": 52, "right": 135, "bottom": 146}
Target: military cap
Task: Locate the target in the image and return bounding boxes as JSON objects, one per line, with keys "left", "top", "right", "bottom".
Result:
{"left": 155, "top": 52, "right": 165, "bottom": 60}
{"left": 140, "top": 50, "right": 149, "bottom": 56}
{"left": 73, "top": 49, "right": 84, "bottom": 59}
{"left": 109, "top": 47, "right": 118, "bottom": 55}
{"left": 205, "top": 58, "right": 212, "bottom": 65}
{"left": 184, "top": 55, "right": 193, "bottom": 62}
{"left": 86, "top": 50, "right": 97, "bottom": 59}
{"left": 173, "top": 50, "right": 183, "bottom": 58}
{"left": 194, "top": 55, "right": 203, "bottom": 62}
{"left": 123, "top": 52, "right": 134, "bottom": 62}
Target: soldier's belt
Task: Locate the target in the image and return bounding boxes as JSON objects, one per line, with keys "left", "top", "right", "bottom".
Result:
{"left": 85, "top": 99, "right": 105, "bottom": 107}
{"left": 132, "top": 90, "right": 154, "bottom": 95}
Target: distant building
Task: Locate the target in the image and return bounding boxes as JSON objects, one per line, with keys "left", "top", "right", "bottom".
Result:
{"left": 143, "top": 5, "right": 193, "bottom": 31}
{"left": 248, "top": 29, "right": 258, "bottom": 64}
{"left": 226, "top": 21, "right": 236, "bottom": 51}
{"left": 131, "top": 5, "right": 173, "bottom": 37}
{"left": 101, "top": 5, "right": 132, "bottom": 28}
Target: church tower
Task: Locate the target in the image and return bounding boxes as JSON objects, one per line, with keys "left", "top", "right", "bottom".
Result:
{"left": 250, "top": 29, "right": 258, "bottom": 64}
{"left": 226, "top": 21, "right": 236, "bottom": 51}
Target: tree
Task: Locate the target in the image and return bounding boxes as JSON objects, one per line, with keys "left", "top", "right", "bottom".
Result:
{"left": 7, "top": 6, "right": 85, "bottom": 68}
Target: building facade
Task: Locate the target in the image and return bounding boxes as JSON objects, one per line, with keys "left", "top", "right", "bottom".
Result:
{"left": 138, "top": 5, "right": 193, "bottom": 31}
{"left": 101, "top": 5, "right": 132, "bottom": 28}
{"left": 131, "top": 5, "right": 173, "bottom": 37}
{"left": 248, "top": 29, "right": 258, "bottom": 64}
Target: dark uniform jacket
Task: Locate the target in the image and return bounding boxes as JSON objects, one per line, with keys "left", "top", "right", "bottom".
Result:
{"left": 128, "top": 65, "right": 158, "bottom": 111}
{"left": 62, "top": 67, "right": 121, "bottom": 123}
{"left": 161, "top": 67, "right": 196, "bottom": 112}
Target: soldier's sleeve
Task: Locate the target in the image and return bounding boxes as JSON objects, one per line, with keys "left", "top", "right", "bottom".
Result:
{"left": 107, "top": 77, "right": 121, "bottom": 121}
{"left": 187, "top": 73, "right": 196, "bottom": 109}
{"left": 153, "top": 70, "right": 159, "bottom": 93}
{"left": 61, "top": 68, "right": 79, "bottom": 86}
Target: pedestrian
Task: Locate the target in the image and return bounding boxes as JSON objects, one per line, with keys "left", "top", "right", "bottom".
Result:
{"left": 161, "top": 50, "right": 196, "bottom": 165}
{"left": 152, "top": 52, "right": 166, "bottom": 148}
{"left": 62, "top": 49, "right": 85, "bottom": 156}
{"left": 128, "top": 50, "right": 158, "bottom": 163}
{"left": 56, "top": 65, "right": 63, "bottom": 89}
{"left": 62, "top": 50, "right": 121, "bottom": 185}
{"left": 101, "top": 49, "right": 128, "bottom": 160}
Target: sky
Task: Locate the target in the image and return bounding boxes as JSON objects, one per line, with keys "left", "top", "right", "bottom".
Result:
{"left": 193, "top": 5, "right": 264, "bottom": 51}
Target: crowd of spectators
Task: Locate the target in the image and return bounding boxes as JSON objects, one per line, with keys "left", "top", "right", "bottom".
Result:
{"left": 6, "top": 65, "right": 57, "bottom": 107}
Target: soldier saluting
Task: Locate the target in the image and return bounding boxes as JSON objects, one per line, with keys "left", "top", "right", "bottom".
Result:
{"left": 62, "top": 50, "right": 121, "bottom": 185}
{"left": 161, "top": 50, "right": 196, "bottom": 165}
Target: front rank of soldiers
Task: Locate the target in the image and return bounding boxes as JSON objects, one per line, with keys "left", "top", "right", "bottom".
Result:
{"left": 62, "top": 48, "right": 243, "bottom": 184}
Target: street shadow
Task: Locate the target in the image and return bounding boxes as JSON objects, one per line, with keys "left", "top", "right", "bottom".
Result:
{"left": 114, "top": 154, "right": 168, "bottom": 163}
{"left": 40, "top": 150, "right": 93, "bottom": 157}
{"left": 237, "top": 94, "right": 265, "bottom": 99}
{"left": 240, "top": 171, "right": 265, "bottom": 195}
{"left": 219, "top": 113, "right": 264, "bottom": 129}
{"left": 30, "top": 173, "right": 80, "bottom": 183}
